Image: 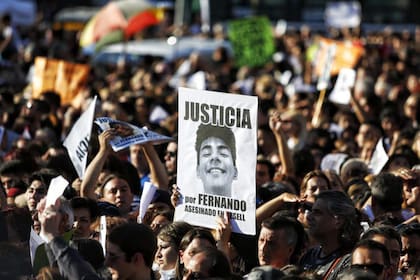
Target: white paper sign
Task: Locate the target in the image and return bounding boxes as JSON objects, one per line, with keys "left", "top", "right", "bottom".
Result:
{"left": 63, "top": 96, "right": 97, "bottom": 179}
{"left": 317, "top": 44, "right": 336, "bottom": 91}
{"left": 137, "top": 181, "right": 157, "bottom": 223}
{"left": 320, "top": 153, "right": 348, "bottom": 174}
{"left": 325, "top": 2, "right": 361, "bottom": 28}
{"left": 45, "top": 176, "right": 69, "bottom": 207}
{"left": 99, "top": 215, "right": 107, "bottom": 256}
{"left": 174, "top": 87, "right": 258, "bottom": 235}
{"left": 94, "top": 118, "right": 173, "bottom": 152}
{"left": 369, "top": 138, "right": 389, "bottom": 175}
{"left": 329, "top": 68, "right": 356, "bottom": 105}
{"left": 29, "top": 228, "right": 44, "bottom": 266}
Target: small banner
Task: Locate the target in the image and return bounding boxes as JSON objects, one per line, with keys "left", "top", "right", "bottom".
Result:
{"left": 32, "top": 57, "right": 90, "bottom": 105}
{"left": 228, "top": 16, "right": 275, "bottom": 67}
{"left": 63, "top": 96, "right": 97, "bottom": 179}
{"left": 313, "top": 38, "right": 363, "bottom": 78}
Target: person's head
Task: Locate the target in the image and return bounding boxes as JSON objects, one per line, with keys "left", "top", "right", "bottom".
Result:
{"left": 398, "top": 223, "right": 420, "bottom": 273}
{"left": 164, "top": 141, "right": 178, "bottom": 175}
{"left": 393, "top": 168, "right": 420, "bottom": 208}
{"left": 100, "top": 174, "right": 134, "bottom": 216}
{"left": 258, "top": 215, "right": 304, "bottom": 268}
{"left": 338, "top": 267, "right": 378, "bottom": 280}
{"left": 70, "top": 238, "right": 105, "bottom": 270}
{"left": 361, "top": 226, "right": 401, "bottom": 279}
{"left": 370, "top": 172, "right": 403, "bottom": 215}
{"left": 149, "top": 208, "right": 174, "bottom": 235}
{"left": 182, "top": 247, "right": 232, "bottom": 280}
{"left": 106, "top": 223, "right": 157, "bottom": 278}
{"left": 195, "top": 124, "right": 237, "bottom": 196}
{"left": 26, "top": 172, "right": 51, "bottom": 212}
{"left": 256, "top": 156, "right": 275, "bottom": 188}
{"left": 156, "top": 222, "right": 194, "bottom": 271}
{"left": 70, "top": 197, "right": 99, "bottom": 239}
{"left": 178, "top": 228, "right": 217, "bottom": 277}
{"left": 340, "top": 158, "right": 370, "bottom": 188}
{"left": 299, "top": 170, "right": 330, "bottom": 202}
{"left": 356, "top": 122, "right": 382, "bottom": 150}
{"left": 307, "top": 191, "right": 361, "bottom": 250}
{"left": 351, "top": 239, "right": 391, "bottom": 280}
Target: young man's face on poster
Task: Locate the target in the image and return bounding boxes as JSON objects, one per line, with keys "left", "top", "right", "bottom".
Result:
{"left": 196, "top": 136, "right": 238, "bottom": 196}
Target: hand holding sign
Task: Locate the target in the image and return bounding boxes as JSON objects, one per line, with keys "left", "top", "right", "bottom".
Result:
{"left": 94, "top": 117, "right": 173, "bottom": 152}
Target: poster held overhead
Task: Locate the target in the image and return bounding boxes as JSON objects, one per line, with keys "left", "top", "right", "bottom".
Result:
{"left": 94, "top": 117, "right": 173, "bottom": 152}
{"left": 174, "top": 87, "right": 258, "bottom": 235}
{"left": 63, "top": 96, "right": 97, "bottom": 179}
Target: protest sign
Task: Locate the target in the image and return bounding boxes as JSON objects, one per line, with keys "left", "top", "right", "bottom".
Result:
{"left": 94, "top": 117, "right": 173, "bottom": 152}
{"left": 228, "top": 16, "right": 275, "bottom": 67}
{"left": 317, "top": 43, "right": 336, "bottom": 91}
{"left": 325, "top": 1, "right": 361, "bottom": 28}
{"left": 32, "top": 57, "right": 90, "bottom": 105}
{"left": 174, "top": 87, "right": 258, "bottom": 235}
{"left": 369, "top": 138, "right": 389, "bottom": 175}
{"left": 63, "top": 96, "right": 97, "bottom": 179}
{"left": 329, "top": 68, "right": 356, "bottom": 105}
{"left": 137, "top": 181, "right": 157, "bottom": 223}
{"left": 45, "top": 176, "right": 69, "bottom": 207}
{"left": 313, "top": 38, "right": 363, "bottom": 77}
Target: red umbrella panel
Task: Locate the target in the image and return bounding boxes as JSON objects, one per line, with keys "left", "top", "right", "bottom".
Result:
{"left": 124, "top": 8, "right": 164, "bottom": 38}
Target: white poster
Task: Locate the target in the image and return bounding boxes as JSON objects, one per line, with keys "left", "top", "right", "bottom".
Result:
{"left": 174, "top": 87, "right": 258, "bottom": 235}
{"left": 94, "top": 117, "right": 173, "bottom": 152}
{"left": 325, "top": 2, "right": 361, "bottom": 28}
{"left": 329, "top": 68, "right": 356, "bottom": 105}
{"left": 63, "top": 96, "right": 97, "bottom": 179}
{"left": 369, "top": 138, "right": 389, "bottom": 175}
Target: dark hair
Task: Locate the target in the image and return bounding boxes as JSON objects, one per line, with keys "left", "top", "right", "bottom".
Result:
{"left": 257, "top": 157, "right": 276, "bottom": 181}
{"left": 338, "top": 267, "right": 377, "bottom": 280}
{"left": 108, "top": 223, "right": 157, "bottom": 268}
{"left": 179, "top": 228, "right": 217, "bottom": 252}
{"left": 300, "top": 170, "right": 331, "bottom": 196}
{"left": 194, "top": 247, "right": 232, "bottom": 278}
{"left": 70, "top": 238, "right": 105, "bottom": 270}
{"left": 397, "top": 223, "right": 420, "bottom": 238}
{"left": 71, "top": 197, "right": 99, "bottom": 221}
{"left": 317, "top": 191, "right": 362, "bottom": 250}
{"left": 361, "top": 225, "right": 402, "bottom": 250}
{"left": 195, "top": 123, "right": 236, "bottom": 166}
{"left": 261, "top": 215, "right": 305, "bottom": 264}
{"left": 157, "top": 221, "right": 194, "bottom": 248}
{"left": 176, "top": 228, "right": 217, "bottom": 279}
{"left": 370, "top": 172, "right": 403, "bottom": 211}
{"left": 29, "top": 169, "right": 60, "bottom": 189}
{"left": 352, "top": 239, "right": 391, "bottom": 267}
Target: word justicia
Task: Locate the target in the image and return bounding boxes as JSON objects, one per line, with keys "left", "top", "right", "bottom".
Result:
{"left": 184, "top": 101, "right": 252, "bottom": 129}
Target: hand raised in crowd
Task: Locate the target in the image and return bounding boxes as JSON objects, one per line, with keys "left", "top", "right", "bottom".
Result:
{"left": 98, "top": 128, "right": 116, "bottom": 154}
{"left": 37, "top": 198, "right": 62, "bottom": 242}
{"left": 215, "top": 212, "right": 232, "bottom": 259}
{"left": 269, "top": 111, "right": 284, "bottom": 136}
{"left": 170, "top": 184, "right": 181, "bottom": 208}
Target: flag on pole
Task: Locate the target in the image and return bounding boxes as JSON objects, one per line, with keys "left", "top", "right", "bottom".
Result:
{"left": 63, "top": 96, "right": 97, "bottom": 178}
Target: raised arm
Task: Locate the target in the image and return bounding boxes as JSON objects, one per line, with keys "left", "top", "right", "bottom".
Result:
{"left": 142, "top": 143, "right": 169, "bottom": 191}
{"left": 80, "top": 129, "right": 115, "bottom": 200}
{"left": 256, "top": 192, "right": 300, "bottom": 226}
{"left": 39, "top": 199, "right": 100, "bottom": 280}
{"left": 269, "top": 111, "right": 295, "bottom": 178}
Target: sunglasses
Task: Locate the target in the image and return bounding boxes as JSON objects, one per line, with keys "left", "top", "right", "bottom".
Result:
{"left": 184, "top": 271, "right": 208, "bottom": 280}
{"left": 165, "top": 151, "right": 176, "bottom": 158}
{"left": 350, "top": 263, "right": 385, "bottom": 275}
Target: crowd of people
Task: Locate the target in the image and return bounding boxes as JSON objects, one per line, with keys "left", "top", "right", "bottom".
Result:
{"left": 0, "top": 6, "right": 420, "bottom": 280}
